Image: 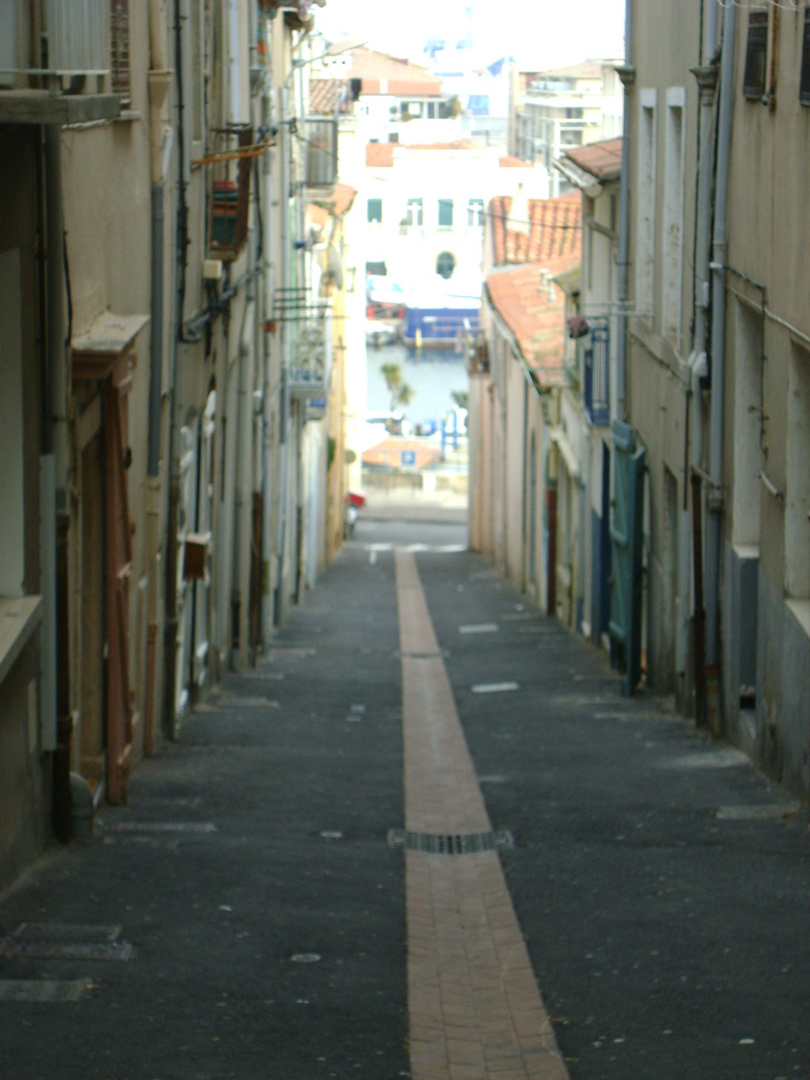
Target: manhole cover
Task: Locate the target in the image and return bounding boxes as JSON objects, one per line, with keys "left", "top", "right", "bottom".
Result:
{"left": 387, "top": 829, "right": 514, "bottom": 855}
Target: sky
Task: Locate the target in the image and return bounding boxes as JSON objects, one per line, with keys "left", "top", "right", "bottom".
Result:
{"left": 312, "top": 0, "right": 626, "bottom": 71}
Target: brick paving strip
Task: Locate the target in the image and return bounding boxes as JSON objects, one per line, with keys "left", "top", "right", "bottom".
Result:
{"left": 396, "top": 551, "right": 569, "bottom": 1080}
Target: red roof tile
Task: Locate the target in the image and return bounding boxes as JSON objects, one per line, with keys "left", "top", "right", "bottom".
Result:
{"left": 308, "top": 78, "right": 353, "bottom": 116}
{"left": 362, "top": 438, "right": 443, "bottom": 469}
{"left": 348, "top": 47, "right": 441, "bottom": 95}
{"left": 490, "top": 192, "right": 581, "bottom": 267}
{"left": 331, "top": 183, "right": 357, "bottom": 217}
{"left": 404, "top": 140, "right": 481, "bottom": 152}
{"left": 561, "top": 137, "right": 623, "bottom": 181}
{"left": 365, "top": 140, "right": 483, "bottom": 167}
{"left": 366, "top": 142, "right": 396, "bottom": 167}
{"left": 486, "top": 260, "right": 579, "bottom": 386}
{"left": 308, "top": 183, "right": 357, "bottom": 220}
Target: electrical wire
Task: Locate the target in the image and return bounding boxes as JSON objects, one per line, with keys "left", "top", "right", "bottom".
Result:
{"left": 290, "top": 126, "right": 584, "bottom": 232}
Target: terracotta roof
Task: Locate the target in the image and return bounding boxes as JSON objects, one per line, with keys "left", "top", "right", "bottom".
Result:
{"left": 308, "top": 78, "right": 352, "bottom": 116}
{"left": 362, "top": 438, "right": 443, "bottom": 469}
{"left": 561, "top": 137, "right": 623, "bottom": 181}
{"left": 490, "top": 193, "right": 581, "bottom": 267}
{"left": 485, "top": 259, "right": 579, "bottom": 386}
{"left": 309, "top": 183, "right": 357, "bottom": 220}
{"left": 363, "top": 79, "right": 440, "bottom": 96}
{"left": 348, "top": 47, "right": 441, "bottom": 96}
{"left": 366, "top": 142, "right": 396, "bottom": 167}
{"left": 404, "top": 140, "right": 481, "bottom": 152}
{"left": 499, "top": 155, "right": 533, "bottom": 168}
{"left": 330, "top": 183, "right": 357, "bottom": 217}
{"left": 365, "top": 140, "right": 482, "bottom": 166}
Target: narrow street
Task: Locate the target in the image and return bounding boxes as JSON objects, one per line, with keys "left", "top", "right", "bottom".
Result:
{"left": 0, "top": 509, "right": 808, "bottom": 1080}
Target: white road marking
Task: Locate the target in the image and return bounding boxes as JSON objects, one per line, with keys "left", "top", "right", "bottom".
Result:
{"left": 471, "top": 682, "right": 519, "bottom": 694}
{"left": 458, "top": 623, "right": 499, "bottom": 635}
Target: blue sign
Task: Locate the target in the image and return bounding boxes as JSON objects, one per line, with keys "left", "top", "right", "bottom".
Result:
{"left": 401, "top": 450, "right": 416, "bottom": 466}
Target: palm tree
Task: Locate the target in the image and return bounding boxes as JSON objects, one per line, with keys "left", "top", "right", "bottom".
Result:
{"left": 380, "top": 363, "right": 415, "bottom": 414}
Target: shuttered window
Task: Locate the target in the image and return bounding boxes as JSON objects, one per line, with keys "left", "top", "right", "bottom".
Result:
{"left": 111, "top": 0, "right": 131, "bottom": 105}
{"left": 800, "top": 7, "right": 810, "bottom": 104}
{"left": 742, "top": 9, "right": 768, "bottom": 100}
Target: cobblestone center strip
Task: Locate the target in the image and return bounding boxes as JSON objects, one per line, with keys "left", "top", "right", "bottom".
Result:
{"left": 396, "top": 551, "right": 569, "bottom": 1080}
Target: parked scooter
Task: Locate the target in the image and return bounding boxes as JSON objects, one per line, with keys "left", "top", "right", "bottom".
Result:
{"left": 344, "top": 489, "right": 366, "bottom": 538}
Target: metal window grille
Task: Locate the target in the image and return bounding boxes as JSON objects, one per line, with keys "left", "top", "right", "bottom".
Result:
{"left": 305, "top": 118, "right": 337, "bottom": 189}
{"left": 584, "top": 323, "right": 610, "bottom": 428}
{"left": 742, "top": 9, "right": 768, "bottom": 100}
{"left": 110, "top": 0, "right": 130, "bottom": 103}
{"left": 801, "top": 8, "right": 810, "bottom": 104}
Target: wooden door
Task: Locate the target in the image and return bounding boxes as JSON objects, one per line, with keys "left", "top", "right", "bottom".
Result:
{"left": 103, "top": 377, "right": 133, "bottom": 803}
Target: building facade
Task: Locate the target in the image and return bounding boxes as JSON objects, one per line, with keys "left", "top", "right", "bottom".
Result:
{"left": 0, "top": 0, "right": 347, "bottom": 891}
{"left": 511, "top": 61, "right": 624, "bottom": 196}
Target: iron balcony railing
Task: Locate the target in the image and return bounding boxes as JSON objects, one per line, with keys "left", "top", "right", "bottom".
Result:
{"left": 274, "top": 290, "right": 333, "bottom": 402}
{"left": 0, "top": 0, "right": 110, "bottom": 90}
{"left": 584, "top": 323, "right": 610, "bottom": 427}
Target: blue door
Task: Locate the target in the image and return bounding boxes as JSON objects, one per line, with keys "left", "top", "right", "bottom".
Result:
{"left": 609, "top": 421, "right": 646, "bottom": 694}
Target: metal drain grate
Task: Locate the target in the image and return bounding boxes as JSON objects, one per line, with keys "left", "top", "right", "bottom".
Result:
{"left": 387, "top": 829, "right": 514, "bottom": 855}
{"left": 0, "top": 923, "right": 133, "bottom": 961}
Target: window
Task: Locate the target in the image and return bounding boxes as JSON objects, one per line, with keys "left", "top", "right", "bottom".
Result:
{"left": 467, "top": 198, "right": 485, "bottom": 227}
{"left": 636, "top": 90, "right": 657, "bottom": 324}
{"left": 438, "top": 198, "right": 454, "bottom": 227}
{"left": 800, "top": 7, "right": 810, "bottom": 104}
{"left": 111, "top": 0, "right": 131, "bottom": 105}
{"left": 436, "top": 252, "right": 456, "bottom": 279}
{"left": 743, "top": 9, "right": 768, "bottom": 100}
{"left": 662, "top": 88, "right": 685, "bottom": 347}
{"left": 367, "top": 198, "right": 382, "bottom": 223}
{"left": 406, "top": 198, "right": 423, "bottom": 226}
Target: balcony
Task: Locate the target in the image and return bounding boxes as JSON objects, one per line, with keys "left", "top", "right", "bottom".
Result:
{"left": 0, "top": 0, "right": 122, "bottom": 125}
{"left": 209, "top": 125, "right": 254, "bottom": 262}
{"left": 584, "top": 323, "right": 610, "bottom": 427}
{"left": 275, "top": 291, "right": 334, "bottom": 405}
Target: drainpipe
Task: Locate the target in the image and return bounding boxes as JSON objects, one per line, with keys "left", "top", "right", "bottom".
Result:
{"left": 145, "top": 0, "right": 172, "bottom": 754}
{"left": 615, "top": 0, "right": 634, "bottom": 424}
{"left": 260, "top": 31, "right": 277, "bottom": 647}
{"left": 681, "top": 7, "right": 719, "bottom": 710}
{"left": 163, "top": 0, "right": 189, "bottom": 739}
{"left": 43, "top": 124, "right": 72, "bottom": 839}
{"left": 234, "top": 296, "right": 256, "bottom": 668}
{"left": 274, "top": 81, "right": 292, "bottom": 626}
{"left": 706, "top": 3, "right": 737, "bottom": 701}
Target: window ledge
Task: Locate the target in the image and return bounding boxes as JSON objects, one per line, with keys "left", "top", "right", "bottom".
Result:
{"left": 0, "top": 596, "right": 42, "bottom": 686}
{"left": 113, "top": 109, "right": 141, "bottom": 123}
{"left": 786, "top": 599, "right": 810, "bottom": 641}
